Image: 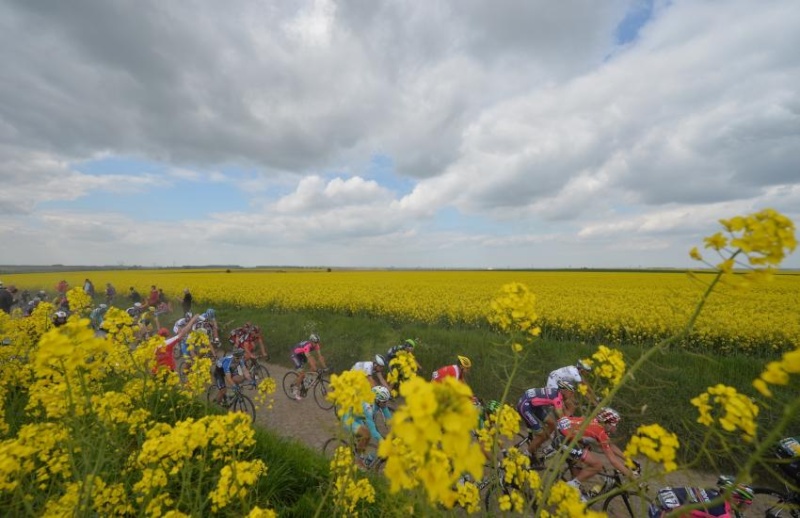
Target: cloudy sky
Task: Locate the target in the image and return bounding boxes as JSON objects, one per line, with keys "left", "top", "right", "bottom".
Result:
{"left": 1, "top": 0, "right": 798, "bottom": 269}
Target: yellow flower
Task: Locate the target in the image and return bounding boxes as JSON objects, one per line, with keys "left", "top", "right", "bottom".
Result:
{"left": 690, "top": 384, "right": 759, "bottom": 442}
{"left": 487, "top": 283, "right": 541, "bottom": 337}
{"left": 624, "top": 424, "right": 680, "bottom": 472}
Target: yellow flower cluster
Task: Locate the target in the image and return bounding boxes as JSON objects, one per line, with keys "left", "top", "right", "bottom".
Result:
{"left": 476, "top": 403, "right": 520, "bottom": 453}
{"left": 491, "top": 447, "right": 541, "bottom": 513}
{"left": 378, "top": 377, "right": 485, "bottom": 508}
{"left": 455, "top": 479, "right": 481, "bottom": 514}
{"left": 694, "top": 208, "right": 797, "bottom": 286}
{"left": 209, "top": 460, "right": 268, "bottom": 512}
{"left": 487, "top": 282, "right": 541, "bottom": 339}
{"left": 328, "top": 369, "right": 374, "bottom": 422}
{"left": 101, "top": 307, "right": 138, "bottom": 347}
{"left": 624, "top": 423, "right": 680, "bottom": 473}
{"left": 540, "top": 480, "right": 606, "bottom": 517}
{"left": 251, "top": 376, "right": 278, "bottom": 408}
{"left": 690, "top": 384, "right": 759, "bottom": 442}
{"left": 386, "top": 350, "right": 418, "bottom": 397}
{"left": 330, "top": 446, "right": 376, "bottom": 517}
{"left": 43, "top": 475, "right": 134, "bottom": 516}
{"left": 589, "top": 345, "right": 626, "bottom": 396}
{"left": 753, "top": 345, "right": 800, "bottom": 397}
{"left": 65, "top": 286, "right": 92, "bottom": 316}
{"left": 91, "top": 391, "right": 152, "bottom": 434}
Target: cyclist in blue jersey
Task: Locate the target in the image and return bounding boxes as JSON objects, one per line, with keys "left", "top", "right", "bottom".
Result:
{"left": 342, "top": 385, "right": 393, "bottom": 468}
{"left": 212, "top": 348, "right": 252, "bottom": 405}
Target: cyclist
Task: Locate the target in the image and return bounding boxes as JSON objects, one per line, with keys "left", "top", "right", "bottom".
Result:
{"left": 289, "top": 333, "right": 328, "bottom": 401}
{"left": 387, "top": 338, "right": 422, "bottom": 371}
{"left": 153, "top": 314, "right": 199, "bottom": 373}
{"left": 516, "top": 381, "right": 574, "bottom": 463}
{"left": 126, "top": 302, "right": 144, "bottom": 319}
{"left": 212, "top": 348, "right": 252, "bottom": 405}
{"left": 52, "top": 310, "right": 68, "bottom": 328}
{"left": 89, "top": 304, "right": 108, "bottom": 332}
{"left": 173, "top": 312, "right": 193, "bottom": 334}
{"left": 230, "top": 322, "right": 268, "bottom": 363}
{"left": 341, "top": 385, "right": 393, "bottom": 469}
{"left": 195, "top": 309, "right": 221, "bottom": 348}
{"left": 547, "top": 359, "right": 593, "bottom": 415}
{"left": 647, "top": 476, "right": 753, "bottom": 517}
{"left": 556, "top": 407, "right": 638, "bottom": 498}
{"left": 431, "top": 355, "right": 472, "bottom": 383}
{"left": 352, "top": 354, "right": 391, "bottom": 390}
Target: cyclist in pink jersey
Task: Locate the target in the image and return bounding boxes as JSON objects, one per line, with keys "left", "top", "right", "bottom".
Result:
{"left": 516, "top": 381, "right": 574, "bottom": 461}
{"left": 289, "top": 333, "right": 328, "bottom": 400}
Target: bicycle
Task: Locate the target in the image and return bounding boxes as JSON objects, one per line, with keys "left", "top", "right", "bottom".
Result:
{"left": 206, "top": 382, "right": 256, "bottom": 422}
{"left": 321, "top": 436, "right": 385, "bottom": 472}
{"left": 751, "top": 484, "right": 800, "bottom": 517}
{"left": 244, "top": 354, "right": 271, "bottom": 387}
{"left": 282, "top": 368, "right": 334, "bottom": 411}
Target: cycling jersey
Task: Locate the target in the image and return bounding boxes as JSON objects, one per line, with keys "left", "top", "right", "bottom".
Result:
{"left": 293, "top": 340, "right": 320, "bottom": 355}
{"left": 432, "top": 364, "right": 462, "bottom": 382}
{"left": 648, "top": 487, "right": 732, "bottom": 517}
{"left": 173, "top": 317, "right": 190, "bottom": 335}
{"left": 352, "top": 361, "right": 377, "bottom": 376}
{"left": 516, "top": 388, "right": 564, "bottom": 431}
{"left": 342, "top": 401, "right": 393, "bottom": 442}
{"left": 776, "top": 436, "right": 800, "bottom": 483}
{"left": 556, "top": 416, "right": 614, "bottom": 460}
{"left": 546, "top": 366, "right": 583, "bottom": 390}
{"left": 387, "top": 344, "right": 410, "bottom": 362}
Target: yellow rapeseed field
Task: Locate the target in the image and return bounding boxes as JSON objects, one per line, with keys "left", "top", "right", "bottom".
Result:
{"left": 5, "top": 269, "right": 799, "bottom": 353}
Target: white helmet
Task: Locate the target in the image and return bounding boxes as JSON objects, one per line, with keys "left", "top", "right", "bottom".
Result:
{"left": 309, "top": 333, "right": 320, "bottom": 343}
{"left": 374, "top": 354, "right": 387, "bottom": 367}
{"left": 372, "top": 386, "right": 391, "bottom": 403}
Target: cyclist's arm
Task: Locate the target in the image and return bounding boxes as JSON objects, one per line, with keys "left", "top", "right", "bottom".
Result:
{"left": 257, "top": 335, "right": 267, "bottom": 357}
{"left": 316, "top": 349, "right": 328, "bottom": 370}
{"left": 600, "top": 441, "right": 637, "bottom": 479}
{"left": 307, "top": 352, "right": 318, "bottom": 371}
{"left": 242, "top": 364, "right": 252, "bottom": 381}
{"left": 375, "top": 372, "right": 391, "bottom": 390}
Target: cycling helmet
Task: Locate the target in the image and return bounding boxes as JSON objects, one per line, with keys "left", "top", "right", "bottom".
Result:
{"left": 557, "top": 380, "right": 575, "bottom": 391}
{"left": 374, "top": 354, "right": 387, "bottom": 367}
{"left": 576, "top": 359, "right": 592, "bottom": 372}
{"left": 204, "top": 308, "right": 216, "bottom": 320}
{"left": 184, "top": 312, "right": 193, "bottom": 319}
{"left": 716, "top": 476, "right": 754, "bottom": 506}
{"left": 372, "top": 386, "right": 391, "bottom": 403}
{"left": 197, "top": 314, "right": 207, "bottom": 323}
{"left": 403, "top": 338, "right": 417, "bottom": 349}
{"left": 486, "top": 400, "right": 502, "bottom": 414}
{"left": 309, "top": 333, "right": 320, "bottom": 343}
{"left": 458, "top": 355, "right": 472, "bottom": 369}
{"left": 134, "top": 302, "right": 142, "bottom": 308}
{"left": 53, "top": 311, "right": 68, "bottom": 326}
{"left": 232, "top": 348, "right": 246, "bottom": 358}
{"left": 157, "top": 328, "right": 170, "bottom": 338}
{"left": 38, "top": 290, "right": 46, "bottom": 297}
{"left": 98, "top": 304, "right": 108, "bottom": 310}
{"left": 596, "top": 407, "right": 621, "bottom": 425}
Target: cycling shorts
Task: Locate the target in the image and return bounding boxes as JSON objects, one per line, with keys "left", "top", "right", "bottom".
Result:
{"left": 517, "top": 396, "right": 554, "bottom": 432}
{"left": 291, "top": 352, "right": 308, "bottom": 369}
{"left": 213, "top": 366, "right": 226, "bottom": 389}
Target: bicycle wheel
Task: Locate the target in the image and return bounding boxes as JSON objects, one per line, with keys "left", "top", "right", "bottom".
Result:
{"left": 322, "top": 437, "right": 349, "bottom": 458}
{"left": 313, "top": 376, "right": 335, "bottom": 410}
{"left": 282, "top": 371, "right": 299, "bottom": 400}
{"left": 752, "top": 486, "right": 800, "bottom": 517}
{"left": 230, "top": 393, "right": 256, "bottom": 421}
{"left": 602, "top": 491, "right": 650, "bottom": 517}
{"left": 250, "top": 364, "right": 271, "bottom": 387}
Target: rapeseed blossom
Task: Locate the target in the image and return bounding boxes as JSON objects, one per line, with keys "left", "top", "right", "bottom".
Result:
{"left": 624, "top": 423, "right": 680, "bottom": 473}
{"left": 753, "top": 345, "right": 800, "bottom": 397}
{"left": 386, "top": 350, "right": 418, "bottom": 397}
{"left": 378, "top": 377, "right": 485, "bottom": 508}
{"left": 589, "top": 345, "right": 626, "bottom": 396}
{"left": 209, "top": 460, "right": 268, "bottom": 512}
{"left": 487, "top": 282, "right": 541, "bottom": 339}
{"left": 330, "top": 446, "right": 376, "bottom": 517}
{"left": 690, "top": 384, "right": 759, "bottom": 442}
{"left": 328, "top": 369, "right": 374, "bottom": 423}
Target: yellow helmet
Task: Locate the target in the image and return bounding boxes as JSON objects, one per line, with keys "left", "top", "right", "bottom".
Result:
{"left": 458, "top": 355, "right": 472, "bottom": 369}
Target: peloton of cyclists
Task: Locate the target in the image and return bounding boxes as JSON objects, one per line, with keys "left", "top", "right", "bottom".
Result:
{"left": 289, "top": 333, "right": 328, "bottom": 401}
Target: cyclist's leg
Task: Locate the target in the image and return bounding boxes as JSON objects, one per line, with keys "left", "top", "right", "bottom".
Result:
{"left": 213, "top": 367, "right": 226, "bottom": 403}
{"left": 517, "top": 399, "right": 544, "bottom": 457}
{"left": 573, "top": 450, "right": 602, "bottom": 483}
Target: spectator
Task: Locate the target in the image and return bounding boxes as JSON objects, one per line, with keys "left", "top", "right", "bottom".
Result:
{"left": 83, "top": 278, "right": 95, "bottom": 298}
{"left": 105, "top": 283, "right": 116, "bottom": 305}
{"left": 182, "top": 288, "right": 192, "bottom": 314}
{"left": 0, "top": 282, "right": 13, "bottom": 314}
{"left": 20, "top": 289, "right": 31, "bottom": 306}
{"left": 147, "top": 285, "right": 159, "bottom": 307}
{"left": 129, "top": 287, "right": 142, "bottom": 303}
{"left": 156, "top": 288, "right": 171, "bottom": 314}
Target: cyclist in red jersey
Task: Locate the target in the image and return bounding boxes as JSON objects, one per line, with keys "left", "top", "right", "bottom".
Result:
{"left": 431, "top": 355, "right": 471, "bottom": 383}
{"left": 556, "top": 407, "right": 638, "bottom": 496}
{"left": 231, "top": 323, "right": 268, "bottom": 362}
